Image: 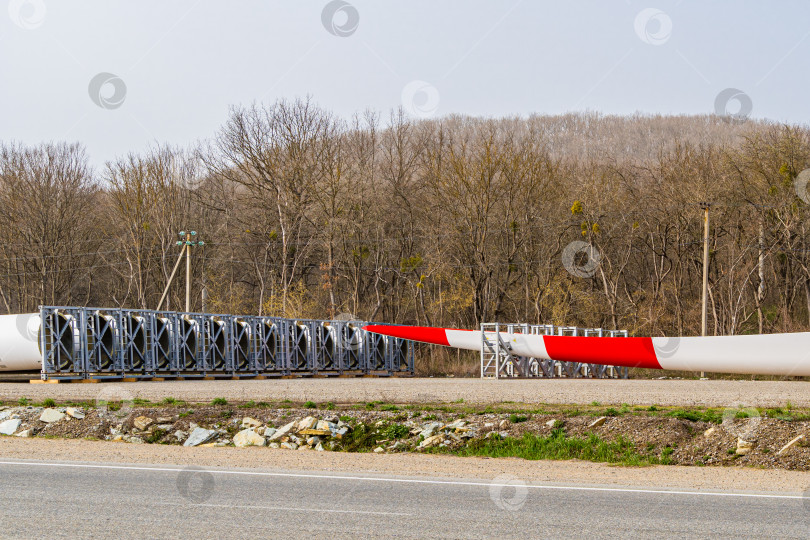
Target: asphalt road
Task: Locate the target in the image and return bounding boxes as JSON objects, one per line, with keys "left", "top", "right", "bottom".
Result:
{"left": 0, "top": 460, "right": 807, "bottom": 539}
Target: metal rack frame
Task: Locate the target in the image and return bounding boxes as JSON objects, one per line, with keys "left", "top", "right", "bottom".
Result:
{"left": 38, "top": 306, "right": 414, "bottom": 380}
{"left": 480, "top": 322, "right": 630, "bottom": 379}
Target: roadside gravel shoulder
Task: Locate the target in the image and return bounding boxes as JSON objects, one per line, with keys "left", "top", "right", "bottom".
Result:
{"left": 2, "top": 378, "right": 810, "bottom": 407}
{"left": 1, "top": 437, "right": 807, "bottom": 494}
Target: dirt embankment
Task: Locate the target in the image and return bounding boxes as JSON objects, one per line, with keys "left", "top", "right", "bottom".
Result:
{"left": 1, "top": 400, "right": 809, "bottom": 471}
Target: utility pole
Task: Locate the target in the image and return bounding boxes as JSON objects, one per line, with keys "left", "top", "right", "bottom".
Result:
{"left": 700, "top": 202, "right": 711, "bottom": 379}
{"left": 178, "top": 231, "right": 204, "bottom": 313}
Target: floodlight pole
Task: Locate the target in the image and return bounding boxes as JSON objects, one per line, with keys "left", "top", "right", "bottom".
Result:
{"left": 700, "top": 202, "right": 711, "bottom": 379}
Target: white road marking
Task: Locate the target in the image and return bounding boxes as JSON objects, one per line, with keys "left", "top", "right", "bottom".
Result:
{"left": 0, "top": 460, "right": 803, "bottom": 500}
{"left": 163, "top": 501, "right": 410, "bottom": 516}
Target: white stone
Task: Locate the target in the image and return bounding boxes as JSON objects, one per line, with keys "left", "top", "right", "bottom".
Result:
{"left": 419, "top": 434, "right": 444, "bottom": 448}
{"left": 306, "top": 436, "right": 321, "bottom": 447}
{"left": 269, "top": 442, "right": 280, "bottom": 449}
{"left": 419, "top": 422, "right": 441, "bottom": 439}
{"left": 39, "top": 409, "right": 65, "bottom": 423}
{"left": 546, "top": 419, "right": 558, "bottom": 427}
{"left": 703, "top": 427, "right": 716, "bottom": 438}
{"left": 267, "top": 422, "right": 295, "bottom": 442}
{"left": 736, "top": 438, "right": 755, "bottom": 455}
{"left": 373, "top": 446, "right": 384, "bottom": 453}
{"left": 241, "top": 417, "right": 262, "bottom": 428}
{"left": 133, "top": 416, "right": 153, "bottom": 431}
{"left": 498, "top": 420, "right": 509, "bottom": 429}
{"left": 315, "top": 443, "right": 325, "bottom": 451}
{"left": 15, "top": 429, "right": 31, "bottom": 438}
{"left": 298, "top": 416, "right": 317, "bottom": 431}
{"left": 183, "top": 427, "right": 217, "bottom": 447}
{"left": 234, "top": 429, "right": 266, "bottom": 448}
{"left": 280, "top": 442, "right": 298, "bottom": 450}
{"left": 0, "top": 419, "right": 21, "bottom": 435}
{"left": 777, "top": 434, "right": 805, "bottom": 455}
{"left": 588, "top": 417, "right": 607, "bottom": 428}
{"left": 65, "top": 407, "right": 85, "bottom": 419}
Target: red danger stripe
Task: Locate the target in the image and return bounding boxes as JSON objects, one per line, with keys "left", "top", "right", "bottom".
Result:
{"left": 542, "top": 336, "right": 662, "bottom": 369}
{"left": 363, "top": 325, "right": 450, "bottom": 347}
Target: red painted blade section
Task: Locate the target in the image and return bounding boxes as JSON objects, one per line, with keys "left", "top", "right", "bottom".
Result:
{"left": 542, "top": 336, "right": 662, "bottom": 369}
{"left": 363, "top": 325, "right": 450, "bottom": 346}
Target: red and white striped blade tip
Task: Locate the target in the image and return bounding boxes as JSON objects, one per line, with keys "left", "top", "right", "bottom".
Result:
{"left": 363, "top": 324, "right": 451, "bottom": 346}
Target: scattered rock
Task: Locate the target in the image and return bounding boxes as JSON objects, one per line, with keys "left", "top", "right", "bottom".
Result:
{"left": 373, "top": 446, "right": 384, "bottom": 453}
{"left": 588, "top": 417, "right": 607, "bottom": 428}
{"left": 777, "top": 434, "right": 805, "bottom": 456}
{"left": 419, "top": 422, "right": 441, "bottom": 439}
{"left": 65, "top": 407, "right": 85, "bottom": 419}
{"left": 234, "top": 429, "right": 266, "bottom": 448}
{"left": 241, "top": 417, "right": 262, "bottom": 428}
{"left": 546, "top": 419, "right": 558, "bottom": 428}
{"left": 279, "top": 442, "right": 298, "bottom": 450}
{"left": 419, "top": 434, "right": 444, "bottom": 448}
{"left": 39, "top": 409, "right": 65, "bottom": 423}
{"left": 155, "top": 417, "right": 173, "bottom": 424}
{"left": 334, "top": 426, "right": 351, "bottom": 439}
{"left": 315, "top": 443, "right": 325, "bottom": 451}
{"left": 298, "top": 417, "right": 317, "bottom": 431}
{"left": 15, "top": 429, "right": 31, "bottom": 438}
{"left": 306, "top": 436, "right": 322, "bottom": 447}
{"left": 0, "top": 419, "right": 22, "bottom": 435}
{"left": 268, "top": 422, "right": 295, "bottom": 442}
{"left": 299, "top": 428, "right": 331, "bottom": 437}
{"left": 498, "top": 420, "right": 509, "bottom": 429}
{"left": 736, "top": 438, "right": 755, "bottom": 455}
{"left": 268, "top": 442, "right": 280, "bottom": 449}
{"left": 703, "top": 427, "right": 716, "bottom": 438}
{"left": 444, "top": 420, "right": 466, "bottom": 431}
{"left": 263, "top": 427, "right": 277, "bottom": 439}
{"left": 133, "top": 416, "right": 153, "bottom": 431}
{"left": 183, "top": 427, "right": 217, "bottom": 447}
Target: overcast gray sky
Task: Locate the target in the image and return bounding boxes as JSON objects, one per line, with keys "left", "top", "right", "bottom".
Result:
{"left": 1, "top": 0, "right": 808, "bottom": 167}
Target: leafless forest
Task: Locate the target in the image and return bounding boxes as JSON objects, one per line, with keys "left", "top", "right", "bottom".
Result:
{"left": 1, "top": 98, "right": 809, "bottom": 373}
